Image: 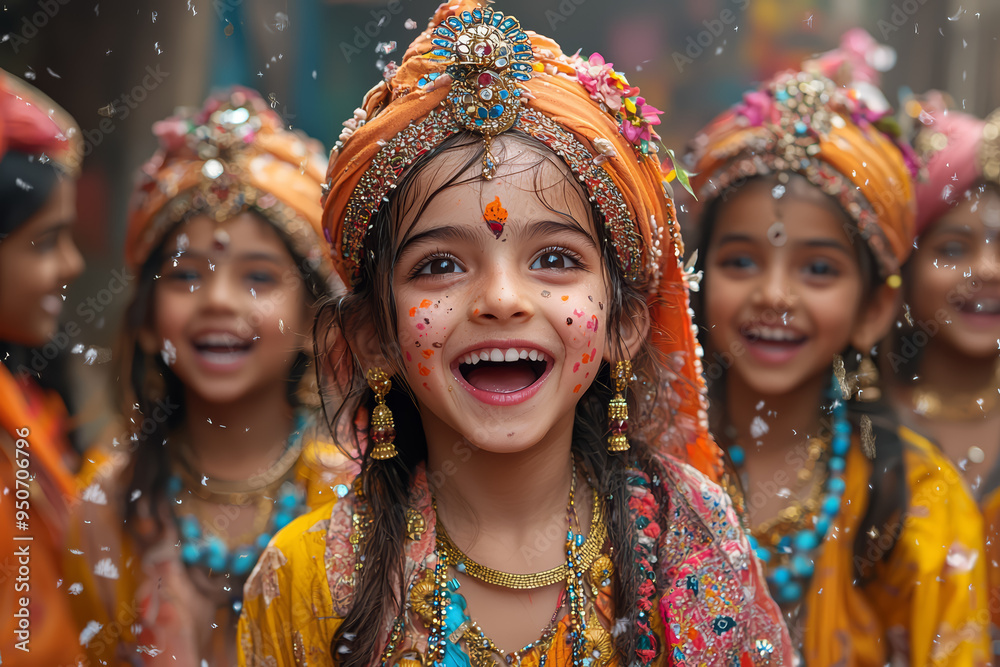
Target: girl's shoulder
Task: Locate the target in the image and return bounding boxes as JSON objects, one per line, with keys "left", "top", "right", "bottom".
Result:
{"left": 293, "top": 413, "right": 362, "bottom": 510}
{"left": 239, "top": 498, "right": 346, "bottom": 666}
{"left": 880, "top": 425, "right": 984, "bottom": 566}
{"left": 643, "top": 454, "right": 792, "bottom": 662}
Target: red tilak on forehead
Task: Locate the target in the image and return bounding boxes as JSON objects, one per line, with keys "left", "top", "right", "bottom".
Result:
{"left": 484, "top": 196, "right": 508, "bottom": 239}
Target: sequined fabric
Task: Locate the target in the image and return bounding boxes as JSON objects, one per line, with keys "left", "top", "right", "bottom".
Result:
{"left": 237, "top": 456, "right": 791, "bottom": 666}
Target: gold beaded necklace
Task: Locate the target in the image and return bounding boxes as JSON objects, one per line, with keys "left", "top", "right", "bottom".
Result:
{"left": 434, "top": 477, "right": 606, "bottom": 590}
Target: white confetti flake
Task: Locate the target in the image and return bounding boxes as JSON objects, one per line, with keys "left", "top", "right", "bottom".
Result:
{"left": 68, "top": 582, "right": 84, "bottom": 595}
{"left": 749, "top": 416, "right": 769, "bottom": 439}
{"left": 80, "top": 620, "right": 103, "bottom": 645}
{"left": 160, "top": 339, "right": 177, "bottom": 366}
{"left": 81, "top": 483, "right": 108, "bottom": 505}
{"left": 94, "top": 558, "right": 119, "bottom": 580}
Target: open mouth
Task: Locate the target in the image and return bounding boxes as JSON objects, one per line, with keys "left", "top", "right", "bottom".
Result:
{"left": 192, "top": 332, "right": 253, "bottom": 366}
{"left": 455, "top": 347, "right": 551, "bottom": 396}
{"left": 741, "top": 325, "right": 807, "bottom": 363}
{"left": 960, "top": 298, "right": 1000, "bottom": 316}
{"left": 742, "top": 325, "right": 807, "bottom": 345}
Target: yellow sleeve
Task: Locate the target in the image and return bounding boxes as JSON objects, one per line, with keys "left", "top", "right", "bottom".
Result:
{"left": 866, "top": 427, "right": 991, "bottom": 665}
{"left": 238, "top": 501, "right": 343, "bottom": 667}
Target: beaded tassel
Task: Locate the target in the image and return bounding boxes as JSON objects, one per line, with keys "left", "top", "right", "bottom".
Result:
{"left": 367, "top": 368, "right": 398, "bottom": 460}
{"left": 607, "top": 360, "right": 631, "bottom": 452}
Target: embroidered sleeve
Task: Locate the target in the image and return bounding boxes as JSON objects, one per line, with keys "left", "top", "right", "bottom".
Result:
{"left": 654, "top": 455, "right": 792, "bottom": 665}
{"left": 238, "top": 504, "right": 341, "bottom": 667}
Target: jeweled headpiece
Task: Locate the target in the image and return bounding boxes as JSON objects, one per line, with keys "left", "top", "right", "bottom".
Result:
{"left": 125, "top": 87, "right": 332, "bottom": 281}
{"left": 322, "top": 0, "right": 722, "bottom": 482}
{"left": 907, "top": 91, "right": 1000, "bottom": 235}
{"left": 685, "top": 31, "right": 918, "bottom": 280}
{"left": 429, "top": 8, "right": 532, "bottom": 178}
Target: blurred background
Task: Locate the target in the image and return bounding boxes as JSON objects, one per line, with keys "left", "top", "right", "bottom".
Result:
{"left": 1, "top": 0, "right": 996, "bottom": 439}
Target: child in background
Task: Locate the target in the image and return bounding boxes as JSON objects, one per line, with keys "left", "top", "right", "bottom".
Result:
{"left": 890, "top": 92, "right": 1000, "bottom": 650}
{"left": 67, "top": 88, "right": 357, "bottom": 666}
{"left": 0, "top": 69, "right": 85, "bottom": 667}
{"left": 685, "top": 36, "right": 990, "bottom": 664}
{"left": 238, "top": 2, "right": 790, "bottom": 665}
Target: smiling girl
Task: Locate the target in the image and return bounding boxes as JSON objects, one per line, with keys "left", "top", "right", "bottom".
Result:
{"left": 0, "top": 70, "right": 85, "bottom": 666}
{"left": 889, "top": 93, "right": 1000, "bottom": 650}
{"left": 685, "top": 41, "right": 990, "bottom": 663}
{"left": 67, "top": 89, "right": 356, "bottom": 666}
{"left": 237, "top": 2, "right": 790, "bottom": 665}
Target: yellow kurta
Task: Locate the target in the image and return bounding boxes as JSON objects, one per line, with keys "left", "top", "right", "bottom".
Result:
{"left": 980, "top": 487, "right": 1000, "bottom": 651}
{"left": 237, "top": 456, "right": 793, "bottom": 666}
{"left": 802, "top": 427, "right": 990, "bottom": 665}
{"left": 66, "top": 422, "right": 359, "bottom": 667}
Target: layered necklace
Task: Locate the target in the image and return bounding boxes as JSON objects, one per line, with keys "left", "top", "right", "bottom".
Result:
{"left": 721, "top": 374, "right": 849, "bottom": 606}
{"left": 910, "top": 361, "right": 1000, "bottom": 422}
{"left": 405, "top": 464, "right": 614, "bottom": 667}
{"left": 168, "top": 410, "right": 310, "bottom": 611}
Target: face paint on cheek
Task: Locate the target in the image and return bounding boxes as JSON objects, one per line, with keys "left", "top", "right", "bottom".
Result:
{"left": 422, "top": 349, "right": 434, "bottom": 359}
{"left": 483, "top": 196, "right": 508, "bottom": 239}
{"left": 586, "top": 315, "right": 599, "bottom": 333}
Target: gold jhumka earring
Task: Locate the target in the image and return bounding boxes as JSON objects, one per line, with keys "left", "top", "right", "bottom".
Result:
{"left": 607, "top": 360, "right": 632, "bottom": 453}
{"left": 367, "top": 368, "right": 397, "bottom": 460}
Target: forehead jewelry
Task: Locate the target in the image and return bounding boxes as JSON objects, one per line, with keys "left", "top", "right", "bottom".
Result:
{"left": 430, "top": 8, "right": 534, "bottom": 179}
{"left": 768, "top": 180, "right": 788, "bottom": 247}
{"left": 212, "top": 227, "right": 231, "bottom": 251}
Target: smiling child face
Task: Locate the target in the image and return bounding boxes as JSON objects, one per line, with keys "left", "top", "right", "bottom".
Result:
{"left": 387, "top": 137, "right": 613, "bottom": 454}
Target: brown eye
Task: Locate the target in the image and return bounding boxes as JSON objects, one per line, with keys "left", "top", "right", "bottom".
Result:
{"left": 417, "top": 256, "right": 464, "bottom": 276}
{"left": 531, "top": 250, "right": 578, "bottom": 270}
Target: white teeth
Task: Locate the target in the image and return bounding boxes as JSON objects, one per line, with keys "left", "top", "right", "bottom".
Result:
{"left": 195, "top": 333, "right": 246, "bottom": 346}
{"left": 461, "top": 348, "right": 548, "bottom": 365}
{"left": 749, "top": 327, "right": 800, "bottom": 342}
{"left": 971, "top": 299, "right": 1000, "bottom": 314}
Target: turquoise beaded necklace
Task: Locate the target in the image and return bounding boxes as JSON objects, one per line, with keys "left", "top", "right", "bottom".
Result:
{"left": 727, "top": 373, "right": 849, "bottom": 605}
{"left": 168, "top": 411, "right": 310, "bottom": 601}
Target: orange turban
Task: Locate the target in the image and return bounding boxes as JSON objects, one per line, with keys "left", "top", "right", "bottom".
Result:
{"left": 125, "top": 87, "right": 331, "bottom": 280}
{"left": 320, "top": 0, "right": 721, "bottom": 480}
{"left": 685, "top": 41, "right": 918, "bottom": 279}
